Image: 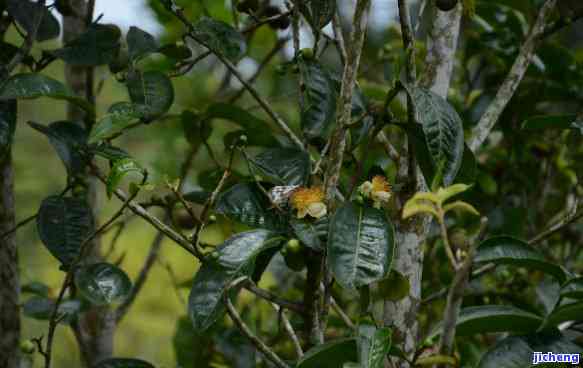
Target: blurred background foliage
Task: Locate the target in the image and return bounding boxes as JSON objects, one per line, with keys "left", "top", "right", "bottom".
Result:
{"left": 11, "top": 0, "right": 583, "bottom": 366}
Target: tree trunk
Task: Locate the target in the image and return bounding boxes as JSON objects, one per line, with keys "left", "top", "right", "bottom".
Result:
{"left": 0, "top": 149, "right": 19, "bottom": 368}
{"left": 383, "top": 4, "right": 462, "bottom": 367}
{"left": 63, "top": 1, "right": 116, "bottom": 365}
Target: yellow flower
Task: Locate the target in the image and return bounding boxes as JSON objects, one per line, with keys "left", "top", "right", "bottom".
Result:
{"left": 359, "top": 176, "right": 392, "bottom": 208}
{"left": 290, "top": 187, "right": 327, "bottom": 219}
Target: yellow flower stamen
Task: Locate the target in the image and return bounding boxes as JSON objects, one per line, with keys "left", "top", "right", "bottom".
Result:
{"left": 290, "top": 187, "right": 327, "bottom": 219}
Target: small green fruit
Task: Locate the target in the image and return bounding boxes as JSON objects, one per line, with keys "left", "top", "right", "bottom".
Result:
{"left": 20, "top": 340, "right": 35, "bottom": 354}
{"left": 300, "top": 48, "right": 315, "bottom": 60}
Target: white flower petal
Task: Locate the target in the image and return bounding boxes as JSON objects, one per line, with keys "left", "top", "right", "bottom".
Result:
{"left": 372, "top": 191, "right": 392, "bottom": 202}
{"left": 359, "top": 181, "right": 373, "bottom": 196}
{"left": 297, "top": 208, "right": 308, "bottom": 219}
{"left": 307, "top": 202, "right": 327, "bottom": 219}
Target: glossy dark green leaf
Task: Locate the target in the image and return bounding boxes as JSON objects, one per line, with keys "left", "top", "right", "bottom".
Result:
{"left": 158, "top": 44, "right": 192, "bottom": 61}
{"left": 454, "top": 144, "right": 477, "bottom": 184}
{"left": 127, "top": 70, "right": 174, "bottom": 119}
{"left": 127, "top": 26, "right": 159, "bottom": 61}
{"left": 74, "top": 263, "right": 132, "bottom": 306}
{"left": 90, "top": 144, "right": 131, "bottom": 161}
{"left": 474, "top": 236, "right": 567, "bottom": 283}
{"left": 407, "top": 86, "right": 464, "bottom": 185}
{"left": 106, "top": 158, "right": 144, "bottom": 198}
{"left": 0, "top": 73, "right": 94, "bottom": 113}
{"left": 215, "top": 183, "right": 285, "bottom": 230}
{"left": 93, "top": 358, "right": 155, "bottom": 368}
{"left": 561, "top": 277, "right": 583, "bottom": 299}
{"left": 21, "top": 281, "right": 50, "bottom": 297}
{"left": 0, "top": 42, "right": 29, "bottom": 66}
{"left": 183, "top": 190, "right": 211, "bottom": 205}
{"left": 36, "top": 196, "right": 93, "bottom": 268}
{"left": 28, "top": 121, "right": 88, "bottom": 175}
{"left": 0, "top": 100, "right": 16, "bottom": 158}
{"left": 430, "top": 305, "right": 543, "bottom": 338}
{"left": 477, "top": 330, "right": 583, "bottom": 368}
{"left": 328, "top": 202, "right": 395, "bottom": 290}
{"left": 182, "top": 110, "right": 211, "bottom": 147}
{"left": 358, "top": 325, "right": 392, "bottom": 368}
{"left": 6, "top": 0, "right": 60, "bottom": 42}
{"left": 205, "top": 103, "right": 276, "bottom": 147}
{"left": 52, "top": 24, "right": 121, "bottom": 66}
{"left": 173, "top": 316, "right": 212, "bottom": 368}
{"left": 188, "top": 230, "right": 283, "bottom": 332}
{"left": 22, "top": 297, "right": 80, "bottom": 323}
{"left": 299, "top": 58, "right": 337, "bottom": 140}
{"left": 299, "top": 0, "right": 336, "bottom": 29}
{"left": 88, "top": 102, "right": 146, "bottom": 143}
{"left": 521, "top": 114, "right": 581, "bottom": 132}
{"left": 545, "top": 301, "right": 583, "bottom": 328}
{"left": 190, "top": 17, "right": 246, "bottom": 62}
{"left": 248, "top": 148, "right": 311, "bottom": 186}
{"left": 290, "top": 218, "right": 323, "bottom": 251}
{"left": 297, "top": 338, "right": 359, "bottom": 368}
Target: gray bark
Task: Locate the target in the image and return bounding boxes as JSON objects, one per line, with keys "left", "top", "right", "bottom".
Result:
{"left": 63, "top": 1, "right": 116, "bottom": 365}
{"left": 0, "top": 150, "right": 19, "bottom": 368}
{"left": 382, "top": 3, "right": 462, "bottom": 367}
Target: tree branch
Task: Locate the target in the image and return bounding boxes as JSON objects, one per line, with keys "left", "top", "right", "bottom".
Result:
{"left": 468, "top": 0, "right": 557, "bottom": 152}
{"left": 224, "top": 277, "right": 291, "bottom": 368}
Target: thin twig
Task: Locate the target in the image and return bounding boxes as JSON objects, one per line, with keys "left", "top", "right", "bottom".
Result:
{"left": 224, "top": 277, "right": 291, "bottom": 368}
{"left": 161, "top": 1, "right": 305, "bottom": 151}
{"left": 468, "top": 0, "right": 557, "bottom": 151}
{"left": 273, "top": 303, "right": 303, "bottom": 358}
{"left": 245, "top": 282, "right": 306, "bottom": 315}
{"left": 437, "top": 218, "right": 488, "bottom": 364}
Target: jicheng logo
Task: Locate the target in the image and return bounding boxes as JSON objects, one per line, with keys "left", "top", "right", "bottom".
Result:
{"left": 532, "top": 352, "right": 580, "bottom": 365}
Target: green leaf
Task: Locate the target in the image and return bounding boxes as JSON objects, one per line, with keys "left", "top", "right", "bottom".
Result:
{"left": 191, "top": 17, "right": 246, "bottom": 62}
{"left": 126, "top": 70, "right": 174, "bottom": 119}
{"left": 0, "top": 100, "right": 16, "bottom": 158}
{"left": 215, "top": 183, "right": 286, "bottom": 231}
{"left": 21, "top": 281, "right": 50, "bottom": 297}
{"left": 544, "top": 301, "right": 583, "bottom": 328}
{"left": 36, "top": 196, "right": 93, "bottom": 269}
{"left": 328, "top": 202, "right": 395, "bottom": 290}
{"left": 290, "top": 218, "right": 324, "bottom": 251}
{"left": 88, "top": 102, "right": 146, "bottom": 143}
{"left": 93, "top": 358, "right": 155, "bottom": 368}
{"left": 74, "top": 263, "right": 132, "bottom": 306}
{"left": 188, "top": 230, "right": 283, "bottom": 332}
{"left": 430, "top": 305, "right": 543, "bottom": 338}
{"left": 106, "top": 158, "right": 145, "bottom": 198}
{"left": 182, "top": 110, "right": 211, "bottom": 147}
{"left": 298, "top": 58, "right": 337, "bottom": 140}
{"left": 299, "top": 0, "right": 336, "bottom": 29}
{"left": 89, "top": 144, "right": 131, "bottom": 161}
{"left": 22, "top": 297, "right": 80, "bottom": 323}
{"left": 0, "top": 73, "right": 94, "bottom": 114}
{"left": 127, "top": 26, "right": 159, "bottom": 61}
{"left": 477, "top": 330, "right": 583, "bottom": 368}
{"left": 357, "top": 325, "right": 392, "bottom": 368}
{"left": 158, "top": 44, "right": 192, "bottom": 61}
{"left": 454, "top": 144, "right": 477, "bottom": 184}
{"left": 297, "top": 338, "right": 359, "bottom": 368}
{"left": 52, "top": 24, "right": 121, "bottom": 66}
{"left": 28, "top": 121, "right": 88, "bottom": 175}
{"left": 521, "top": 114, "right": 580, "bottom": 132}
{"left": 205, "top": 103, "right": 277, "bottom": 147}
{"left": 561, "top": 277, "right": 583, "bottom": 299}
{"left": 6, "top": 0, "right": 60, "bottom": 42}
{"left": 407, "top": 86, "right": 464, "bottom": 186}
{"left": 173, "top": 316, "right": 212, "bottom": 368}
{"left": 183, "top": 189, "right": 211, "bottom": 205}
{"left": 248, "top": 148, "right": 311, "bottom": 186}
{"left": 474, "top": 236, "right": 567, "bottom": 283}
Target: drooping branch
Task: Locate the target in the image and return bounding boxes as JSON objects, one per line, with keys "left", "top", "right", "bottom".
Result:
{"left": 468, "top": 0, "right": 557, "bottom": 152}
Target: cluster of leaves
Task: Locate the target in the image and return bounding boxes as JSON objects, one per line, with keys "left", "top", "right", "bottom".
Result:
{"left": 2, "top": 0, "right": 583, "bottom": 367}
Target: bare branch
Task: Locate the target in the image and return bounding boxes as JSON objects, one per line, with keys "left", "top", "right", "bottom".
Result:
{"left": 468, "top": 0, "right": 557, "bottom": 152}
{"left": 224, "top": 277, "right": 291, "bottom": 368}
{"left": 272, "top": 303, "right": 303, "bottom": 358}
